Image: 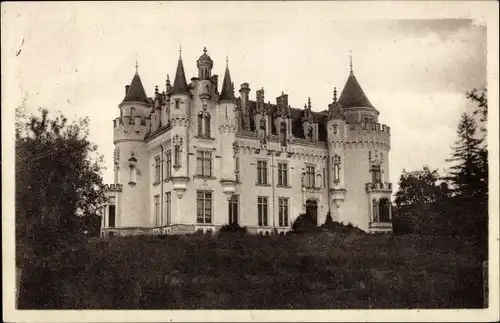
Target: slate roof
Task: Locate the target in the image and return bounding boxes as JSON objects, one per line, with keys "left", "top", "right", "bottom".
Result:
{"left": 219, "top": 65, "right": 235, "bottom": 102}
{"left": 244, "top": 101, "right": 328, "bottom": 141}
{"left": 337, "top": 73, "right": 375, "bottom": 109}
{"left": 171, "top": 56, "right": 190, "bottom": 95}
{"left": 122, "top": 72, "right": 149, "bottom": 104}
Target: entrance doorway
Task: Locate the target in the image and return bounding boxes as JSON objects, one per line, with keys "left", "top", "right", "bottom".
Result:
{"left": 305, "top": 199, "right": 318, "bottom": 226}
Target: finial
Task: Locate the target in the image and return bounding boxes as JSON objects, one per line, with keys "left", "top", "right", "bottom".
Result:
{"left": 135, "top": 53, "right": 139, "bottom": 73}
{"left": 179, "top": 45, "right": 182, "bottom": 58}
{"left": 166, "top": 74, "right": 170, "bottom": 82}
{"left": 226, "top": 55, "right": 228, "bottom": 67}
{"left": 349, "top": 50, "right": 353, "bottom": 75}
{"left": 307, "top": 97, "right": 311, "bottom": 109}
{"left": 333, "top": 87, "right": 338, "bottom": 102}
{"left": 304, "top": 103, "right": 307, "bottom": 109}
{"left": 155, "top": 85, "right": 159, "bottom": 94}
{"left": 203, "top": 47, "right": 207, "bottom": 54}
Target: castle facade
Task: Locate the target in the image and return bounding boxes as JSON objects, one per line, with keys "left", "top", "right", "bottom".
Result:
{"left": 102, "top": 48, "right": 393, "bottom": 236}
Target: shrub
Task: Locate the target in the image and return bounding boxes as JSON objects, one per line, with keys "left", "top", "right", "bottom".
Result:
{"left": 218, "top": 223, "right": 248, "bottom": 235}
{"left": 291, "top": 213, "right": 321, "bottom": 233}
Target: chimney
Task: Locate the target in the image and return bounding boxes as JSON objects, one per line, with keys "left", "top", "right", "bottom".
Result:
{"left": 239, "top": 82, "right": 250, "bottom": 109}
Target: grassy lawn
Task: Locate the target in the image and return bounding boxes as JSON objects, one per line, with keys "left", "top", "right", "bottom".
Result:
{"left": 18, "top": 231, "right": 487, "bottom": 309}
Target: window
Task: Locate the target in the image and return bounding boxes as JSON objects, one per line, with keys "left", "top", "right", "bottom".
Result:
{"left": 257, "top": 196, "right": 268, "bottom": 226}
{"left": 305, "top": 165, "right": 316, "bottom": 188}
{"left": 280, "top": 121, "right": 286, "bottom": 134}
{"left": 174, "top": 145, "right": 181, "bottom": 166}
{"left": 278, "top": 162, "right": 288, "bottom": 186}
{"left": 198, "top": 113, "right": 203, "bottom": 136}
{"left": 175, "top": 99, "right": 180, "bottom": 109}
{"left": 333, "top": 155, "right": 341, "bottom": 184}
{"left": 371, "top": 165, "right": 381, "bottom": 183}
{"left": 196, "top": 151, "right": 212, "bottom": 177}
{"left": 323, "top": 168, "right": 326, "bottom": 187}
{"left": 164, "top": 192, "right": 171, "bottom": 225}
{"left": 154, "top": 195, "right": 160, "bottom": 226}
{"left": 257, "top": 160, "right": 268, "bottom": 185}
{"left": 363, "top": 116, "right": 374, "bottom": 123}
{"left": 235, "top": 156, "right": 240, "bottom": 181}
{"left": 278, "top": 198, "right": 289, "bottom": 227}
{"left": 108, "top": 205, "right": 116, "bottom": 227}
{"left": 154, "top": 156, "right": 161, "bottom": 183}
{"left": 165, "top": 150, "right": 172, "bottom": 179}
{"left": 198, "top": 111, "right": 211, "bottom": 137}
{"left": 228, "top": 195, "right": 239, "bottom": 225}
{"left": 379, "top": 198, "right": 391, "bottom": 222}
{"left": 204, "top": 114, "right": 211, "bottom": 137}
{"left": 333, "top": 164, "right": 340, "bottom": 183}
{"left": 197, "top": 191, "right": 212, "bottom": 224}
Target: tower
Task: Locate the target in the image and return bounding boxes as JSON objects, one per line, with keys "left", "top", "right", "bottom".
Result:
{"left": 327, "top": 88, "right": 346, "bottom": 221}
{"left": 111, "top": 65, "right": 151, "bottom": 227}
{"left": 169, "top": 48, "right": 192, "bottom": 199}
{"left": 218, "top": 57, "right": 238, "bottom": 200}
{"left": 197, "top": 47, "right": 213, "bottom": 80}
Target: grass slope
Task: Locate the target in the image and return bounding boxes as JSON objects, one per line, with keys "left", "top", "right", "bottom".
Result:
{"left": 18, "top": 232, "right": 487, "bottom": 309}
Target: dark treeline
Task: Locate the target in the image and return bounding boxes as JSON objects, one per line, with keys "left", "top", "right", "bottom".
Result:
{"left": 392, "top": 88, "right": 488, "bottom": 248}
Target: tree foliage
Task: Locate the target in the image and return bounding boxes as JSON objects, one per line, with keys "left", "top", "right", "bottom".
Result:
{"left": 16, "top": 107, "right": 106, "bottom": 260}
{"left": 445, "top": 112, "right": 487, "bottom": 199}
{"left": 394, "top": 166, "right": 448, "bottom": 207}
{"left": 466, "top": 88, "right": 487, "bottom": 136}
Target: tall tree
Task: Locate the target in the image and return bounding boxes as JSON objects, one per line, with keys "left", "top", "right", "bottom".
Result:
{"left": 466, "top": 88, "right": 487, "bottom": 136}
{"left": 16, "top": 107, "right": 106, "bottom": 259}
{"left": 445, "top": 113, "right": 486, "bottom": 198}
{"left": 394, "top": 166, "right": 444, "bottom": 207}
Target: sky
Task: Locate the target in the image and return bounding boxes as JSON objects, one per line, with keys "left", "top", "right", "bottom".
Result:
{"left": 2, "top": 2, "right": 491, "bottom": 197}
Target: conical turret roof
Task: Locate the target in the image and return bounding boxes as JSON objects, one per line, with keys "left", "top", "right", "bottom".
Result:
{"left": 122, "top": 72, "right": 149, "bottom": 104}
{"left": 338, "top": 72, "right": 375, "bottom": 109}
{"left": 171, "top": 54, "right": 190, "bottom": 96}
{"left": 219, "top": 62, "right": 235, "bottom": 102}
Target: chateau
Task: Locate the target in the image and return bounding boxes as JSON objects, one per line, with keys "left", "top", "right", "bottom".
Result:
{"left": 101, "top": 48, "right": 393, "bottom": 236}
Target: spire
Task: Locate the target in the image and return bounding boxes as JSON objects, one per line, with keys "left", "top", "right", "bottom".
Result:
{"left": 328, "top": 86, "right": 345, "bottom": 120}
{"left": 338, "top": 67, "right": 375, "bottom": 109}
{"left": 349, "top": 50, "right": 353, "bottom": 75}
{"left": 135, "top": 53, "right": 139, "bottom": 73}
{"left": 171, "top": 51, "right": 190, "bottom": 96}
{"left": 122, "top": 68, "right": 149, "bottom": 104}
{"left": 219, "top": 61, "right": 235, "bottom": 102}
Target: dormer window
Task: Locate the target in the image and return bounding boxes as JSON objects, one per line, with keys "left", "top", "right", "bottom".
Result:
{"left": 174, "top": 99, "right": 180, "bottom": 110}
{"left": 280, "top": 121, "right": 287, "bottom": 134}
